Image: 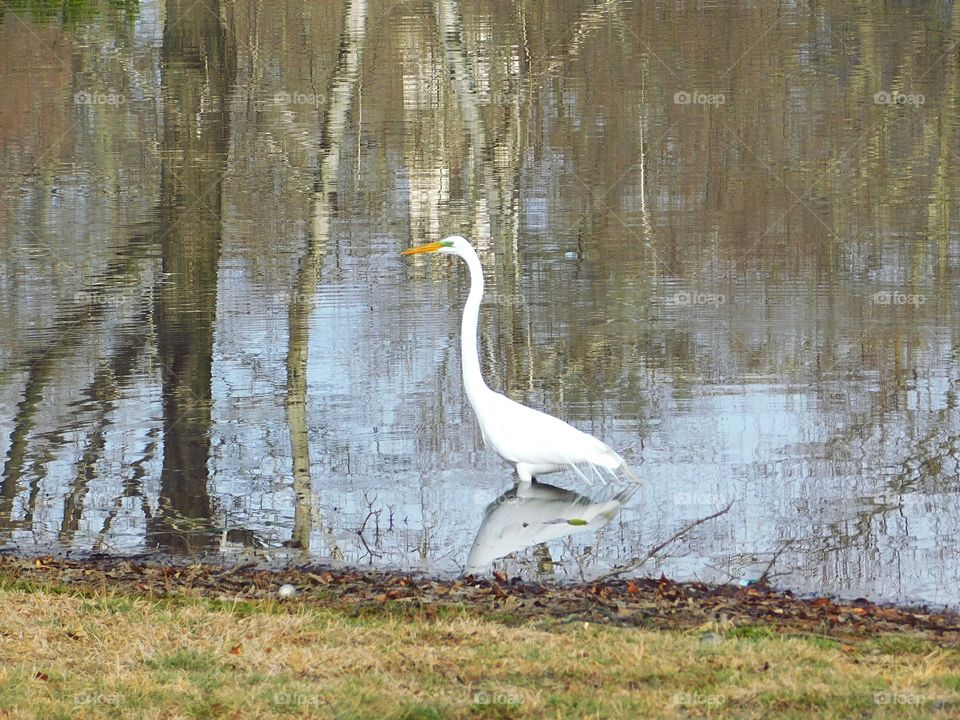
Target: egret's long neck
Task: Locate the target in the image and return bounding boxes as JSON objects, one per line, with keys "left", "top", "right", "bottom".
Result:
{"left": 459, "top": 248, "right": 491, "bottom": 408}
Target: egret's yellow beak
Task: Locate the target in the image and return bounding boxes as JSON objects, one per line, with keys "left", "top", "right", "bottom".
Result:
{"left": 402, "top": 241, "right": 445, "bottom": 255}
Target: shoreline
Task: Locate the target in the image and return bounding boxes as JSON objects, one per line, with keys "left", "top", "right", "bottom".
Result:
{"left": 2, "top": 552, "right": 956, "bottom": 645}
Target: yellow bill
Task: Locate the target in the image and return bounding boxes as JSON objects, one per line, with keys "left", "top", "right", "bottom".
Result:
{"left": 401, "top": 241, "right": 448, "bottom": 255}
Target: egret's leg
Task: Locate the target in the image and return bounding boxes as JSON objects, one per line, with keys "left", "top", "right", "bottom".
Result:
{"left": 516, "top": 464, "right": 534, "bottom": 483}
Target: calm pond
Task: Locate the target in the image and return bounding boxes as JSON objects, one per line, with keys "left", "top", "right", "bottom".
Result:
{"left": 1, "top": 0, "right": 958, "bottom": 607}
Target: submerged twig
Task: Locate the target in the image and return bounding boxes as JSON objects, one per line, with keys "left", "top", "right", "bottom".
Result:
{"left": 600, "top": 501, "right": 734, "bottom": 580}
{"left": 757, "top": 541, "right": 794, "bottom": 585}
{"left": 356, "top": 492, "right": 382, "bottom": 562}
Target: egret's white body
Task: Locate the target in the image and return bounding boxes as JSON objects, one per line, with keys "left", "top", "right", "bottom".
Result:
{"left": 403, "top": 235, "right": 639, "bottom": 485}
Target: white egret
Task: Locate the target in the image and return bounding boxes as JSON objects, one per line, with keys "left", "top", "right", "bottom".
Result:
{"left": 402, "top": 235, "right": 639, "bottom": 485}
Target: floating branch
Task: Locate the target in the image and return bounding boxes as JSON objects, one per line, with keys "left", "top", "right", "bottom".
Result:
{"left": 600, "top": 500, "right": 734, "bottom": 580}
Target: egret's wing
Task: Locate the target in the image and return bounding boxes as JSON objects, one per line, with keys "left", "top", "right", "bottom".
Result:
{"left": 476, "top": 392, "right": 641, "bottom": 487}
{"left": 483, "top": 393, "right": 612, "bottom": 464}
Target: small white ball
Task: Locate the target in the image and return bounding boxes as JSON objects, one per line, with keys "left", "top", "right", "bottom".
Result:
{"left": 277, "top": 583, "right": 297, "bottom": 599}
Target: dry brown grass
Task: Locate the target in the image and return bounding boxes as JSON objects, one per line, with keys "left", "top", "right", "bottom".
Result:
{"left": 0, "top": 580, "right": 958, "bottom": 719}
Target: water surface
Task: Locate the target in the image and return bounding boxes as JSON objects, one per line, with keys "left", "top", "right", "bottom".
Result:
{"left": 1, "top": 0, "right": 959, "bottom": 607}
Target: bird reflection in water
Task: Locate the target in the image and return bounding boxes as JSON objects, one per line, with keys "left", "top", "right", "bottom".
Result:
{"left": 466, "top": 480, "right": 638, "bottom": 574}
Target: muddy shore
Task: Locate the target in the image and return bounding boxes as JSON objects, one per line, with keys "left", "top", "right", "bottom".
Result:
{"left": 2, "top": 552, "right": 956, "bottom": 646}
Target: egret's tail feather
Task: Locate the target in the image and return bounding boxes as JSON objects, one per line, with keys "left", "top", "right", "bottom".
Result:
{"left": 566, "top": 459, "right": 603, "bottom": 487}
{"left": 595, "top": 446, "right": 641, "bottom": 487}
{"left": 557, "top": 454, "right": 640, "bottom": 489}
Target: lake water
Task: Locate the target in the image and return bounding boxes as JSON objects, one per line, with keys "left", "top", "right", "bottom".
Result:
{"left": 1, "top": 0, "right": 959, "bottom": 607}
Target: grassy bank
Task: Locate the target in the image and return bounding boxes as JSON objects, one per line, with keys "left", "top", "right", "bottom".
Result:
{"left": 0, "top": 559, "right": 958, "bottom": 718}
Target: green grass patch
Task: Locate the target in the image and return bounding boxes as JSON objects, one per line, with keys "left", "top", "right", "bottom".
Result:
{"left": 868, "top": 635, "right": 937, "bottom": 655}
{"left": 151, "top": 649, "right": 222, "bottom": 672}
{"left": 726, "top": 624, "right": 779, "bottom": 641}
{"left": 792, "top": 634, "right": 844, "bottom": 651}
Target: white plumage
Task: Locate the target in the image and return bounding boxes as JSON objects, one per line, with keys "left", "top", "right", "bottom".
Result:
{"left": 403, "top": 235, "right": 639, "bottom": 485}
